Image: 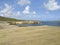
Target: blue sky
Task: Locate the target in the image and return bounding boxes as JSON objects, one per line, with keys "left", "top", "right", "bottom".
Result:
{"left": 0, "top": 0, "right": 60, "bottom": 21}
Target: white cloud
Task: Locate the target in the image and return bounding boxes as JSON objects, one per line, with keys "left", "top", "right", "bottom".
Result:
{"left": 0, "top": 3, "right": 21, "bottom": 17}
{"left": 0, "top": 14, "right": 4, "bottom": 16}
{"left": 32, "top": 11, "right": 36, "bottom": 14}
{"left": 16, "top": 11, "right": 21, "bottom": 16}
{"left": 22, "top": 5, "right": 36, "bottom": 16}
{"left": 0, "top": 3, "right": 14, "bottom": 17}
{"left": 22, "top": 5, "right": 37, "bottom": 18}
{"left": 23, "top": 5, "right": 30, "bottom": 14}
{"left": 0, "top": 3, "right": 36, "bottom": 19}
{"left": 44, "top": 0, "right": 60, "bottom": 11}
{"left": 1, "top": 3, "right": 12, "bottom": 13}
{"left": 18, "top": 0, "right": 30, "bottom": 6}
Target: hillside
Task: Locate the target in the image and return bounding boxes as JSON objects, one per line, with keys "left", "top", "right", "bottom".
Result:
{"left": 0, "top": 16, "right": 21, "bottom": 21}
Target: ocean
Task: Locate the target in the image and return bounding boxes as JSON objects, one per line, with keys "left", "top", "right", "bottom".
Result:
{"left": 16, "top": 21, "right": 60, "bottom": 26}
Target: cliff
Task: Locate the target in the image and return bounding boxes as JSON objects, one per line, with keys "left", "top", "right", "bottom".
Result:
{"left": 9, "top": 21, "right": 40, "bottom": 25}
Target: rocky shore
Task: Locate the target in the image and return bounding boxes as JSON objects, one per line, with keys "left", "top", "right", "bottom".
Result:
{"left": 8, "top": 21, "right": 40, "bottom": 25}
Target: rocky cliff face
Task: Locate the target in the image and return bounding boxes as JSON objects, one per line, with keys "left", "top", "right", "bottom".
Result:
{"left": 9, "top": 21, "right": 40, "bottom": 25}
{"left": 15, "top": 21, "right": 40, "bottom": 24}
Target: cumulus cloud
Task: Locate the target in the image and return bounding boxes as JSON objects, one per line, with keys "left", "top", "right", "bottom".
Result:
{"left": 0, "top": 3, "right": 36, "bottom": 18}
{"left": 0, "top": 3, "right": 14, "bottom": 17}
{"left": 23, "top": 5, "right": 30, "bottom": 14}
{"left": 16, "top": 11, "right": 21, "bottom": 16}
{"left": 32, "top": 11, "right": 36, "bottom": 15}
{"left": 18, "top": 0, "right": 30, "bottom": 6}
{"left": 22, "top": 5, "right": 36, "bottom": 15}
{"left": 0, "top": 3, "right": 21, "bottom": 17}
{"left": 0, "top": 3, "right": 11, "bottom": 13}
{"left": 44, "top": 0, "right": 60, "bottom": 11}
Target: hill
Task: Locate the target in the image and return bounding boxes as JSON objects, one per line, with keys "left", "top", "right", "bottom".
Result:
{"left": 0, "top": 16, "right": 21, "bottom": 21}
{"left": 0, "top": 16, "right": 40, "bottom": 25}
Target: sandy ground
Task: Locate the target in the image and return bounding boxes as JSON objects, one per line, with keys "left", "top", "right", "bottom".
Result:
{"left": 0, "top": 24, "right": 60, "bottom": 45}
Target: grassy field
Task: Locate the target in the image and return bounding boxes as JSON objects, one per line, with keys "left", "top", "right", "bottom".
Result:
{"left": 0, "top": 25, "right": 60, "bottom": 45}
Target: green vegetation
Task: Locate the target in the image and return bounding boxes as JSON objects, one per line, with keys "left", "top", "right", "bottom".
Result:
{"left": 0, "top": 16, "right": 21, "bottom": 21}
{"left": 0, "top": 16, "right": 40, "bottom": 25}
{"left": 0, "top": 16, "right": 40, "bottom": 22}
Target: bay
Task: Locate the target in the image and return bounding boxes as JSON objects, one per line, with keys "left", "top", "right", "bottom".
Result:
{"left": 16, "top": 21, "right": 60, "bottom": 26}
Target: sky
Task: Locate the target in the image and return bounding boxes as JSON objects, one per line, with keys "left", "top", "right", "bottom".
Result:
{"left": 0, "top": 0, "right": 60, "bottom": 21}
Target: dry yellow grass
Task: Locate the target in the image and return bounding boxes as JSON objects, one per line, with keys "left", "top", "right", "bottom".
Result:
{"left": 0, "top": 25, "right": 60, "bottom": 45}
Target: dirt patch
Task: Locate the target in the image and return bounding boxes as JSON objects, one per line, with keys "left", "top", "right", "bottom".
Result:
{"left": 0, "top": 25, "right": 4, "bottom": 29}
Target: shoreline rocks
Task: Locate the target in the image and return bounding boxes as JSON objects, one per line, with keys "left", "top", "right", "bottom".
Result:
{"left": 8, "top": 21, "right": 40, "bottom": 25}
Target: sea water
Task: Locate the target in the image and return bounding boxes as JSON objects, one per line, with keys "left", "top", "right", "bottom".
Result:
{"left": 16, "top": 21, "right": 60, "bottom": 26}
